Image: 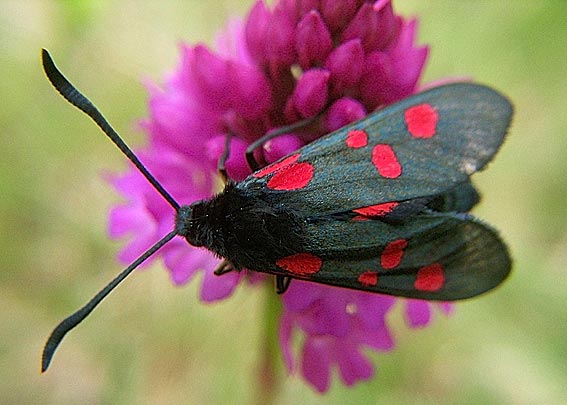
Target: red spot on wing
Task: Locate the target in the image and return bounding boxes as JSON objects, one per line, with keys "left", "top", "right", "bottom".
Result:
{"left": 358, "top": 271, "right": 378, "bottom": 287}
{"left": 253, "top": 154, "right": 300, "bottom": 178}
{"left": 353, "top": 202, "right": 399, "bottom": 217}
{"left": 404, "top": 103, "right": 438, "bottom": 138}
{"left": 381, "top": 239, "right": 408, "bottom": 269}
{"left": 276, "top": 253, "right": 323, "bottom": 276}
{"left": 415, "top": 263, "right": 445, "bottom": 291}
{"left": 372, "top": 144, "right": 402, "bottom": 178}
{"left": 267, "top": 161, "right": 314, "bottom": 190}
{"left": 346, "top": 129, "right": 368, "bottom": 148}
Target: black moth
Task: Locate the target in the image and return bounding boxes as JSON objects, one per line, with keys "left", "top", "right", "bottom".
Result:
{"left": 40, "top": 49, "right": 513, "bottom": 372}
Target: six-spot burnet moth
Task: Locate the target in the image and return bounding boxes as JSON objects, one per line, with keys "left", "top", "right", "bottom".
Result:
{"left": 40, "top": 48, "right": 513, "bottom": 373}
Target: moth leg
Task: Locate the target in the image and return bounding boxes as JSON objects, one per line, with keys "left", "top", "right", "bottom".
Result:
{"left": 246, "top": 114, "right": 321, "bottom": 172}
{"left": 217, "top": 132, "right": 233, "bottom": 184}
{"left": 276, "top": 275, "right": 292, "bottom": 294}
{"left": 214, "top": 260, "right": 235, "bottom": 276}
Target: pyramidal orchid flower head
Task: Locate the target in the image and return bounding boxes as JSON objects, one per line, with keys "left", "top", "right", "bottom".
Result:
{"left": 109, "top": 0, "right": 448, "bottom": 391}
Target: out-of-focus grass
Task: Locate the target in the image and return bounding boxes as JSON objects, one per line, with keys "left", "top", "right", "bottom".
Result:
{"left": 1, "top": 1, "right": 565, "bottom": 403}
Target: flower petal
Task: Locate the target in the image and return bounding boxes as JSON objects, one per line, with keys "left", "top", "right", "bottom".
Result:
{"left": 336, "top": 344, "right": 374, "bottom": 386}
{"left": 262, "top": 134, "right": 304, "bottom": 164}
{"left": 324, "top": 39, "right": 365, "bottom": 97}
{"left": 288, "top": 68, "right": 330, "bottom": 119}
{"left": 301, "top": 336, "right": 332, "bottom": 393}
{"left": 200, "top": 267, "right": 243, "bottom": 302}
{"left": 324, "top": 97, "right": 367, "bottom": 132}
{"left": 279, "top": 313, "right": 296, "bottom": 373}
{"left": 296, "top": 10, "right": 332, "bottom": 69}
{"left": 405, "top": 299, "right": 432, "bottom": 328}
{"left": 320, "top": 0, "right": 359, "bottom": 34}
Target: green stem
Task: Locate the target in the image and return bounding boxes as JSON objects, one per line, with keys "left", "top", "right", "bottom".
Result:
{"left": 255, "top": 281, "right": 283, "bottom": 404}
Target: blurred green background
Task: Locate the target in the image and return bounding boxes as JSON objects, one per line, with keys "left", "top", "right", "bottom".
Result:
{"left": 1, "top": 1, "right": 566, "bottom": 403}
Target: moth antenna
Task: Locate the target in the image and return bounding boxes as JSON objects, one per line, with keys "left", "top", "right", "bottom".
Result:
{"left": 41, "top": 49, "right": 180, "bottom": 211}
{"left": 41, "top": 230, "right": 178, "bottom": 373}
{"left": 40, "top": 50, "right": 183, "bottom": 372}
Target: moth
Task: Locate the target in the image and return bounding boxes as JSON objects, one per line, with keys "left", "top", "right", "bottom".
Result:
{"left": 40, "top": 49, "right": 512, "bottom": 372}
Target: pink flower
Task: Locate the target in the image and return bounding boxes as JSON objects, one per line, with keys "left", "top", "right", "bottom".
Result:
{"left": 280, "top": 283, "right": 396, "bottom": 392}
{"left": 109, "top": 0, "right": 450, "bottom": 391}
